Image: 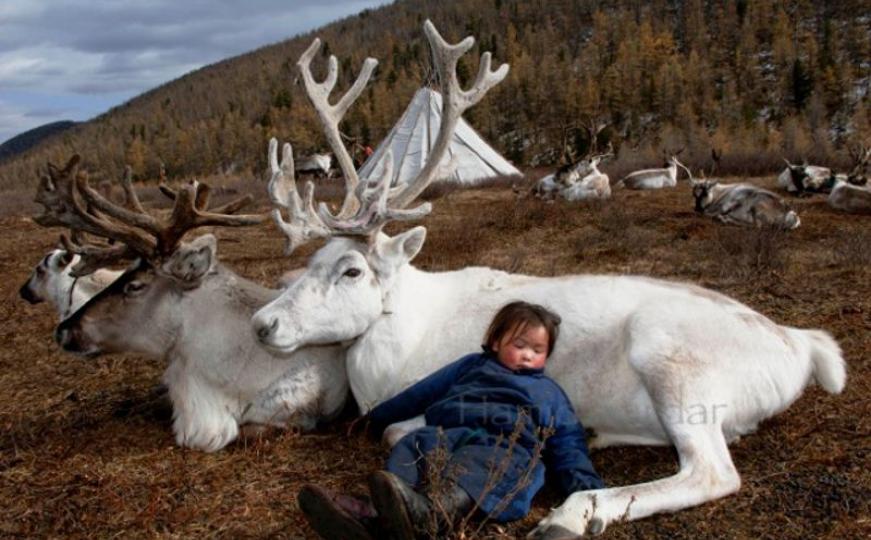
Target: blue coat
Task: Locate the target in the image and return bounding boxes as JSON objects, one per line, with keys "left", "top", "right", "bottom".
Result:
{"left": 369, "top": 352, "right": 603, "bottom": 522}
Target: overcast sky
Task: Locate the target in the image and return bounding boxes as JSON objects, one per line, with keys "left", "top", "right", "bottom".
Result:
{"left": 0, "top": 0, "right": 389, "bottom": 144}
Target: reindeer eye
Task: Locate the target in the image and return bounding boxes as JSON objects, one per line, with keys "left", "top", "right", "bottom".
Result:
{"left": 36, "top": 266, "right": 46, "bottom": 276}
{"left": 123, "top": 281, "right": 147, "bottom": 296}
{"left": 343, "top": 268, "right": 362, "bottom": 279}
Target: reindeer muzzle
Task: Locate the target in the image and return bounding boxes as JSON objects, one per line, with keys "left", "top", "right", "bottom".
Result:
{"left": 54, "top": 319, "right": 97, "bottom": 356}
{"left": 19, "top": 282, "right": 41, "bottom": 304}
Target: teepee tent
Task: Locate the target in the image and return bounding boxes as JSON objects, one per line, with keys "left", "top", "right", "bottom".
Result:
{"left": 358, "top": 88, "right": 520, "bottom": 186}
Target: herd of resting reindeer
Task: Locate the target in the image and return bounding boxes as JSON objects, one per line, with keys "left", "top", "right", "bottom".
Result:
{"left": 19, "top": 21, "right": 852, "bottom": 538}
{"left": 533, "top": 134, "right": 871, "bottom": 229}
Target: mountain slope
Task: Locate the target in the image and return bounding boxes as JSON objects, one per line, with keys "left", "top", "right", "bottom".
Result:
{"left": 0, "top": 0, "right": 867, "bottom": 190}
{"left": 0, "top": 121, "right": 78, "bottom": 162}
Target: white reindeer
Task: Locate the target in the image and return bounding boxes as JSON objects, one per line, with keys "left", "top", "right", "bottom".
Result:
{"left": 20, "top": 248, "right": 121, "bottom": 319}
{"left": 827, "top": 145, "right": 871, "bottom": 214}
{"left": 562, "top": 151, "right": 612, "bottom": 201}
{"left": 533, "top": 162, "right": 582, "bottom": 199}
{"left": 250, "top": 21, "right": 846, "bottom": 537}
{"left": 36, "top": 157, "right": 348, "bottom": 452}
{"left": 617, "top": 152, "right": 688, "bottom": 189}
{"left": 828, "top": 180, "right": 871, "bottom": 213}
{"left": 534, "top": 123, "right": 612, "bottom": 201}
{"left": 692, "top": 177, "right": 801, "bottom": 229}
{"left": 295, "top": 152, "right": 333, "bottom": 178}
{"left": 777, "top": 159, "right": 833, "bottom": 194}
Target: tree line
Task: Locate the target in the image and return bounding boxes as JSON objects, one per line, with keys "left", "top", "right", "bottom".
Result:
{"left": 0, "top": 0, "right": 868, "bottom": 189}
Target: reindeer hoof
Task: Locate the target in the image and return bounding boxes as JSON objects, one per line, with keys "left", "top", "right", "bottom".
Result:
{"left": 527, "top": 524, "right": 582, "bottom": 540}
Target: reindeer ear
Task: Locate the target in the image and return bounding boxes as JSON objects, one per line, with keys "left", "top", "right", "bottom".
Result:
{"left": 57, "top": 250, "right": 75, "bottom": 268}
{"left": 372, "top": 226, "right": 426, "bottom": 270}
{"left": 161, "top": 234, "right": 217, "bottom": 284}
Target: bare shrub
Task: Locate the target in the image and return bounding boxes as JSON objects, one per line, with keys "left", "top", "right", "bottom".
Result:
{"left": 831, "top": 229, "right": 871, "bottom": 267}
{"left": 420, "top": 175, "right": 525, "bottom": 202}
{"left": 713, "top": 225, "right": 790, "bottom": 278}
{"left": 572, "top": 222, "right": 658, "bottom": 264}
{"left": 488, "top": 197, "right": 577, "bottom": 233}
{"left": 594, "top": 202, "right": 630, "bottom": 236}
{"left": 0, "top": 187, "right": 41, "bottom": 218}
{"left": 416, "top": 410, "right": 551, "bottom": 540}
{"left": 416, "top": 218, "right": 489, "bottom": 270}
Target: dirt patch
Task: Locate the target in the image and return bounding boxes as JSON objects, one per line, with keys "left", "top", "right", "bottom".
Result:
{"left": 0, "top": 178, "right": 868, "bottom": 538}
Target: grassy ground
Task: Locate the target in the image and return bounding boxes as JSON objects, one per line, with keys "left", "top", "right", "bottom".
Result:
{"left": 0, "top": 174, "right": 868, "bottom": 538}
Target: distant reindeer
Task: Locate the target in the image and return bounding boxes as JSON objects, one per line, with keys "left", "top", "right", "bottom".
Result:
{"left": 295, "top": 152, "right": 333, "bottom": 178}
{"left": 828, "top": 144, "right": 871, "bottom": 214}
{"left": 617, "top": 148, "right": 689, "bottom": 189}
{"left": 777, "top": 159, "right": 833, "bottom": 195}
{"left": 562, "top": 145, "right": 614, "bottom": 201}
{"left": 533, "top": 158, "right": 590, "bottom": 200}
{"left": 534, "top": 119, "right": 612, "bottom": 201}
{"left": 692, "top": 176, "right": 801, "bottom": 229}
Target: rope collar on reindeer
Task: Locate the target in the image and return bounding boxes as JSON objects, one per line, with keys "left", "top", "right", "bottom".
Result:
{"left": 65, "top": 275, "right": 80, "bottom": 318}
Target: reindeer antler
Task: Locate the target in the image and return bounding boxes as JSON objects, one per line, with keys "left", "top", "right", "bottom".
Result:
{"left": 34, "top": 156, "right": 158, "bottom": 258}
{"left": 268, "top": 139, "right": 431, "bottom": 254}
{"left": 34, "top": 155, "right": 267, "bottom": 274}
{"left": 590, "top": 141, "right": 614, "bottom": 163}
{"left": 390, "top": 21, "right": 508, "bottom": 207}
{"left": 60, "top": 232, "right": 134, "bottom": 277}
{"left": 847, "top": 143, "right": 870, "bottom": 173}
{"left": 297, "top": 38, "right": 378, "bottom": 217}
{"left": 270, "top": 20, "right": 508, "bottom": 254}
{"left": 583, "top": 115, "right": 608, "bottom": 159}
{"left": 268, "top": 139, "right": 330, "bottom": 254}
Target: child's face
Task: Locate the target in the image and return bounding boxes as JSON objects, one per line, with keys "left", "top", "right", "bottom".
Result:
{"left": 492, "top": 323, "right": 549, "bottom": 371}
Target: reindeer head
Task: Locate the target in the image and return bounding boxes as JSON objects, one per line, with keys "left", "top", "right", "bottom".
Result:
{"left": 19, "top": 248, "right": 76, "bottom": 305}
{"left": 33, "top": 155, "right": 266, "bottom": 356}
{"left": 691, "top": 176, "right": 718, "bottom": 213}
{"left": 55, "top": 235, "right": 221, "bottom": 357}
{"left": 588, "top": 142, "right": 614, "bottom": 170}
{"left": 252, "top": 20, "right": 507, "bottom": 353}
{"left": 783, "top": 159, "right": 810, "bottom": 192}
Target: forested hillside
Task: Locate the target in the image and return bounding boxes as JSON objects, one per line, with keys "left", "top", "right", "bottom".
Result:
{"left": 1, "top": 0, "right": 868, "bottom": 188}
{"left": 0, "top": 121, "right": 78, "bottom": 162}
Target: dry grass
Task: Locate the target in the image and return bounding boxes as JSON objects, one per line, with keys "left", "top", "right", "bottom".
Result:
{"left": 711, "top": 226, "right": 790, "bottom": 280}
{"left": 0, "top": 175, "right": 868, "bottom": 539}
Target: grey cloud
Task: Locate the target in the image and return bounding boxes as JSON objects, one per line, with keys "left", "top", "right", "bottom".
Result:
{"left": 1, "top": 0, "right": 387, "bottom": 94}
{"left": 0, "top": 0, "right": 387, "bottom": 142}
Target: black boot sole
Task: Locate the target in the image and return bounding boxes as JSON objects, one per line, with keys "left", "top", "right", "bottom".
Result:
{"left": 298, "top": 484, "right": 374, "bottom": 540}
{"left": 368, "top": 471, "right": 418, "bottom": 540}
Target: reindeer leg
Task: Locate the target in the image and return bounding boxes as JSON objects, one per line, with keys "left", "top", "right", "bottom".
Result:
{"left": 241, "top": 375, "right": 321, "bottom": 432}
{"left": 164, "top": 363, "right": 241, "bottom": 453}
{"left": 529, "top": 347, "right": 740, "bottom": 538}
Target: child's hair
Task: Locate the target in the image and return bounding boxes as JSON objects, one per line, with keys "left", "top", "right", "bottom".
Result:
{"left": 483, "top": 301, "right": 562, "bottom": 357}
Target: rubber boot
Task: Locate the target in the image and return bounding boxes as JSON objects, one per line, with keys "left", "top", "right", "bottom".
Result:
{"left": 298, "top": 484, "right": 376, "bottom": 540}
{"left": 368, "top": 471, "right": 473, "bottom": 539}
{"left": 429, "top": 483, "right": 474, "bottom": 527}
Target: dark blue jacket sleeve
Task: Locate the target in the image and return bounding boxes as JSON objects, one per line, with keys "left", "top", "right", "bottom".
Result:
{"left": 368, "top": 353, "right": 481, "bottom": 435}
{"left": 542, "top": 385, "right": 604, "bottom": 494}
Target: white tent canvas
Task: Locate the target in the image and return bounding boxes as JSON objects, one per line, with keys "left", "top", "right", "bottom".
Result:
{"left": 358, "top": 88, "right": 521, "bottom": 186}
